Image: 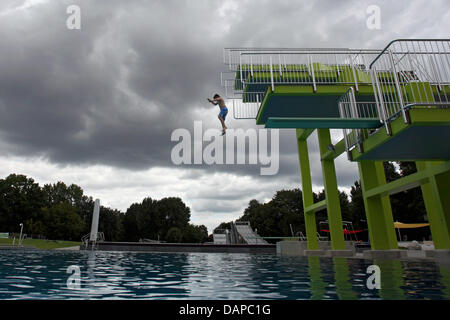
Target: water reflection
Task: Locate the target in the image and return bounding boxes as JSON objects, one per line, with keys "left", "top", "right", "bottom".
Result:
{"left": 307, "top": 257, "right": 360, "bottom": 300}
{"left": 374, "top": 259, "right": 405, "bottom": 300}
{"left": 307, "top": 256, "right": 326, "bottom": 299}
{"left": 439, "top": 264, "right": 450, "bottom": 299}
{"left": 0, "top": 249, "right": 449, "bottom": 299}
{"left": 332, "top": 258, "right": 358, "bottom": 300}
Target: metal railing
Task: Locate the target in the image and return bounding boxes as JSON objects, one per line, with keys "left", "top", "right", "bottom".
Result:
{"left": 221, "top": 75, "right": 264, "bottom": 119}
{"left": 222, "top": 48, "right": 381, "bottom": 120}
{"left": 295, "top": 231, "right": 307, "bottom": 241}
{"left": 338, "top": 87, "right": 381, "bottom": 158}
{"left": 337, "top": 40, "right": 450, "bottom": 157}
{"left": 369, "top": 39, "right": 450, "bottom": 133}
{"left": 231, "top": 91, "right": 266, "bottom": 119}
{"left": 222, "top": 74, "right": 244, "bottom": 96}
{"left": 82, "top": 232, "right": 104, "bottom": 249}
{"left": 224, "top": 40, "right": 450, "bottom": 126}
{"left": 224, "top": 47, "right": 353, "bottom": 69}
{"left": 228, "top": 49, "right": 381, "bottom": 91}
{"left": 338, "top": 87, "right": 380, "bottom": 120}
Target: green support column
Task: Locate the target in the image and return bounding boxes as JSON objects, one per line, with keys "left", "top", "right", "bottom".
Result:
{"left": 333, "top": 258, "right": 357, "bottom": 300}
{"left": 358, "top": 161, "right": 398, "bottom": 250}
{"left": 296, "top": 129, "right": 319, "bottom": 250}
{"left": 439, "top": 265, "right": 450, "bottom": 299}
{"left": 376, "top": 260, "right": 405, "bottom": 300}
{"left": 317, "top": 129, "right": 345, "bottom": 250}
{"left": 308, "top": 256, "right": 326, "bottom": 300}
{"left": 417, "top": 161, "right": 450, "bottom": 249}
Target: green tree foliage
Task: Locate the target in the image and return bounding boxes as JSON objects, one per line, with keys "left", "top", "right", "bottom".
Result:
{"left": 0, "top": 174, "right": 125, "bottom": 242}
{"left": 166, "top": 227, "right": 183, "bottom": 243}
{"left": 213, "top": 221, "right": 233, "bottom": 233}
{"left": 238, "top": 189, "right": 305, "bottom": 239}
{"left": 182, "top": 224, "right": 208, "bottom": 243}
{"left": 0, "top": 174, "right": 45, "bottom": 233}
{"left": 99, "top": 207, "right": 124, "bottom": 241}
{"left": 0, "top": 165, "right": 431, "bottom": 243}
{"left": 123, "top": 203, "right": 141, "bottom": 242}
{"left": 386, "top": 161, "right": 428, "bottom": 239}
{"left": 349, "top": 181, "right": 365, "bottom": 230}
{"left": 122, "top": 196, "right": 207, "bottom": 243}
{"left": 384, "top": 161, "right": 401, "bottom": 183}
{"left": 214, "top": 161, "right": 430, "bottom": 241}
{"left": 157, "top": 197, "right": 191, "bottom": 237}
{"left": 42, "top": 181, "right": 95, "bottom": 235}
{"left": 41, "top": 202, "right": 85, "bottom": 240}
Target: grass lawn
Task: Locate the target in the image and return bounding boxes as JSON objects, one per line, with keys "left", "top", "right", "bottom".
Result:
{"left": 0, "top": 238, "right": 82, "bottom": 250}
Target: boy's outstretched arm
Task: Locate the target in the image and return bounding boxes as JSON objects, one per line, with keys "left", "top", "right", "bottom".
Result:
{"left": 207, "top": 98, "right": 218, "bottom": 105}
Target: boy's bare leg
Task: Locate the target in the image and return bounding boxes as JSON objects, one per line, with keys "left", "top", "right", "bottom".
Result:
{"left": 219, "top": 116, "right": 227, "bottom": 131}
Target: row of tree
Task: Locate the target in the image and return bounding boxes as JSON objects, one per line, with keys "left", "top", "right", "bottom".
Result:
{"left": 0, "top": 162, "right": 429, "bottom": 243}
{"left": 214, "top": 162, "right": 430, "bottom": 242}
{"left": 0, "top": 174, "right": 208, "bottom": 243}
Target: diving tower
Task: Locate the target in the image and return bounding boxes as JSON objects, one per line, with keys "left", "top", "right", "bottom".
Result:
{"left": 221, "top": 39, "right": 450, "bottom": 252}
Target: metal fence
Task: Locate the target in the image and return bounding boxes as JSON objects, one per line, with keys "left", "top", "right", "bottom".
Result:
{"left": 223, "top": 40, "right": 450, "bottom": 124}
{"left": 224, "top": 47, "right": 355, "bottom": 70}
{"left": 369, "top": 39, "right": 450, "bottom": 132}
{"left": 339, "top": 39, "right": 450, "bottom": 156}
{"left": 223, "top": 48, "right": 381, "bottom": 119}
{"left": 231, "top": 91, "right": 266, "bottom": 119}
{"left": 225, "top": 48, "right": 381, "bottom": 90}
{"left": 338, "top": 87, "right": 380, "bottom": 158}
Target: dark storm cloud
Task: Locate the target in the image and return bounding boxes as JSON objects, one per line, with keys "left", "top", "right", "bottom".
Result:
{"left": 0, "top": 0, "right": 228, "bottom": 170}
{"left": 0, "top": 0, "right": 448, "bottom": 185}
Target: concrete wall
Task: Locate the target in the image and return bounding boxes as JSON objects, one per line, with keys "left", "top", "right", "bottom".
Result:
{"left": 86, "top": 242, "right": 276, "bottom": 254}
{"left": 277, "top": 241, "right": 356, "bottom": 256}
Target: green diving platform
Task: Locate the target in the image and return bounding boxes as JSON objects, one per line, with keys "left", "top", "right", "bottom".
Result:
{"left": 238, "top": 75, "right": 449, "bottom": 161}
{"left": 222, "top": 40, "right": 450, "bottom": 252}
{"left": 265, "top": 117, "right": 382, "bottom": 129}
{"left": 351, "top": 108, "right": 450, "bottom": 161}
{"left": 255, "top": 85, "right": 378, "bottom": 126}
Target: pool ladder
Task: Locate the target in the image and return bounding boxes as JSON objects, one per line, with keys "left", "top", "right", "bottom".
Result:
{"left": 81, "top": 232, "right": 104, "bottom": 250}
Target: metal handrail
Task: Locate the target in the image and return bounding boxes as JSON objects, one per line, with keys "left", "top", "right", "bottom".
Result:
{"left": 223, "top": 47, "right": 383, "bottom": 121}
{"left": 82, "top": 232, "right": 104, "bottom": 246}
{"left": 369, "top": 38, "right": 450, "bottom": 68}
{"left": 338, "top": 87, "right": 382, "bottom": 158}
{"left": 369, "top": 39, "right": 450, "bottom": 134}
{"left": 233, "top": 50, "right": 382, "bottom": 95}
{"left": 224, "top": 47, "right": 354, "bottom": 66}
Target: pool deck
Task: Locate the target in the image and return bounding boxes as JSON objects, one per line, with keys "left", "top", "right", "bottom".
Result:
{"left": 84, "top": 241, "right": 276, "bottom": 254}
{"left": 276, "top": 241, "right": 450, "bottom": 263}
{"left": 76, "top": 241, "right": 450, "bottom": 263}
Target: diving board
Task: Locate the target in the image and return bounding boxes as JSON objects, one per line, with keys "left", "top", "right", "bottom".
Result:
{"left": 265, "top": 117, "right": 382, "bottom": 129}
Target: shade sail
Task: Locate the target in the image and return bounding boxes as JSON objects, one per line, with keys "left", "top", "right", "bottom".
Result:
{"left": 394, "top": 222, "right": 430, "bottom": 229}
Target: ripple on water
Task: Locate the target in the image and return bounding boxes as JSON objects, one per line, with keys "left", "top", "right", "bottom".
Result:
{"left": 1, "top": 250, "right": 449, "bottom": 299}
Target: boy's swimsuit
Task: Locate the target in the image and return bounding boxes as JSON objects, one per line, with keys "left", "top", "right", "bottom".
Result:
{"left": 219, "top": 107, "right": 228, "bottom": 121}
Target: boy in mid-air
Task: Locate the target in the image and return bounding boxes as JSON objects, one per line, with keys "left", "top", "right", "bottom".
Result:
{"left": 207, "top": 94, "right": 228, "bottom": 135}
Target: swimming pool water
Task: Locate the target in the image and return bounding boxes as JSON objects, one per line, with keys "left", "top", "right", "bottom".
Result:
{"left": 0, "top": 249, "right": 449, "bottom": 300}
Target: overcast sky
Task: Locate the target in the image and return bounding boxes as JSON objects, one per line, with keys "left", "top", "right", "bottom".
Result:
{"left": 0, "top": 0, "right": 449, "bottom": 234}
